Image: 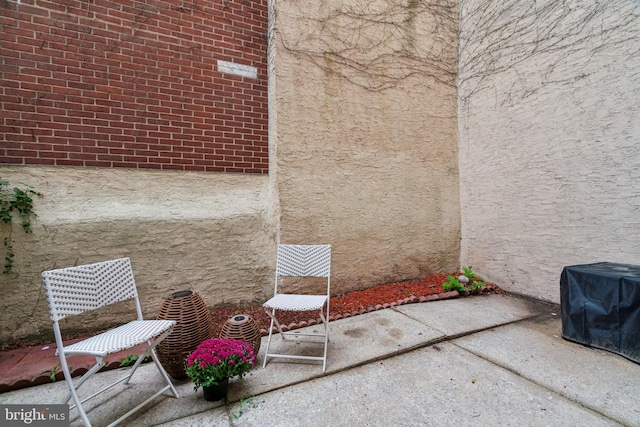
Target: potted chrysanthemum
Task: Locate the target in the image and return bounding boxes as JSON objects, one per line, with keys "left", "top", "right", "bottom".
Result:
{"left": 185, "top": 337, "right": 256, "bottom": 401}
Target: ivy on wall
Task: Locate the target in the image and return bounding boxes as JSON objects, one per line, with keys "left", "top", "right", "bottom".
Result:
{"left": 275, "top": 0, "right": 458, "bottom": 91}
{"left": 458, "top": 0, "right": 640, "bottom": 104}
{"left": 0, "top": 180, "right": 42, "bottom": 275}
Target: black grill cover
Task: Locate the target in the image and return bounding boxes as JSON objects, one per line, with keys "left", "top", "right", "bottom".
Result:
{"left": 560, "top": 262, "right": 640, "bottom": 363}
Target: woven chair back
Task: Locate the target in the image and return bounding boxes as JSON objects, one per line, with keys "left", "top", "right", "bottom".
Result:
{"left": 276, "top": 244, "right": 332, "bottom": 278}
{"left": 42, "top": 258, "right": 138, "bottom": 322}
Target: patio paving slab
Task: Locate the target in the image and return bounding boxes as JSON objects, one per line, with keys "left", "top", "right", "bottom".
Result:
{"left": 226, "top": 342, "right": 620, "bottom": 427}
{"left": 1, "top": 294, "right": 637, "bottom": 427}
{"left": 393, "top": 293, "right": 549, "bottom": 336}
{"left": 130, "top": 308, "right": 445, "bottom": 426}
{"left": 453, "top": 313, "right": 640, "bottom": 427}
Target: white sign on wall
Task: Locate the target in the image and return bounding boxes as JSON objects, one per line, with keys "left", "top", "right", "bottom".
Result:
{"left": 217, "top": 60, "right": 258, "bottom": 79}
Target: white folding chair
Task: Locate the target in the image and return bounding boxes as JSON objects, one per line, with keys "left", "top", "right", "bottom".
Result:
{"left": 262, "top": 244, "right": 331, "bottom": 372}
{"left": 42, "top": 258, "right": 179, "bottom": 427}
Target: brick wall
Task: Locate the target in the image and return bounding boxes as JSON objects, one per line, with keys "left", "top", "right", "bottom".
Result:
{"left": 0, "top": 0, "right": 268, "bottom": 173}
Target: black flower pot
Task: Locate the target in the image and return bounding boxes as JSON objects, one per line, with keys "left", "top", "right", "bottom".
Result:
{"left": 202, "top": 378, "right": 229, "bottom": 401}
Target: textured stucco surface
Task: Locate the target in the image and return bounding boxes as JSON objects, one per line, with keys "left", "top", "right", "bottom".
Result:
{"left": 458, "top": 0, "right": 640, "bottom": 302}
{"left": 4, "top": 0, "right": 638, "bottom": 344}
{"left": 1, "top": 0, "right": 461, "bottom": 346}
{"left": 270, "top": 0, "right": 461, "bottom": 290}
{"left": 0, "top": 166, "right": 275, "bottom": 344}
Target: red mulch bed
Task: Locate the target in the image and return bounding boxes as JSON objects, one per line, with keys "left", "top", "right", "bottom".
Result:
{"left": 0, "top": 272, "right": 505, "bottom": 393}
{"left": 0, "top": 272, "right": 504, "bottom": 352}
{"left": 210, "top": 272, "right": 505, "bottom": 337}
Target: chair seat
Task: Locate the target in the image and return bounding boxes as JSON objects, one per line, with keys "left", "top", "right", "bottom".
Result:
{"left": 264, "top": 294, "right": 327, "bottom": 311}
{"left": 62, "top": 320, "right": 176, "bottom": 357}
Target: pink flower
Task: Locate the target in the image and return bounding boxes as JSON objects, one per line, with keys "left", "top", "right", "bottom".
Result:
{"left": 184, "top": 338, "right": 256, "bottom": 391}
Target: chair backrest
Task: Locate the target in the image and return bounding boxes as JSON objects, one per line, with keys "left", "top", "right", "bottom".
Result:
{"left": 275, "top": 245, "right": 332, "bottom": 278}
{"left": 274, "top": 245, "right": 331, "bottom": 297}
{"left": 42, "top": 258, "right": 141, "bottom": 323}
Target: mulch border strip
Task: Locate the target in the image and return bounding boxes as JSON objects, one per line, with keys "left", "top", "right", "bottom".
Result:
{"left": 0, "top": 290, "right": 464, "bottom": 393}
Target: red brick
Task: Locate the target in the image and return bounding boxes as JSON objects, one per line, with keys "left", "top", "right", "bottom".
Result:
{"left": 1, "top": 0, "right": 268, "bottom": 174}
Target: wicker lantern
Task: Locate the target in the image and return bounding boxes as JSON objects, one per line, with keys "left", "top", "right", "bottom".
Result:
{"left": 156, "top": 290, "right": 213, "bottom": 379}
{"left": 219, "top": 314, "right": 261, "bottom": 356}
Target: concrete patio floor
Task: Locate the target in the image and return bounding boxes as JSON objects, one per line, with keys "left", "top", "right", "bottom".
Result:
{"left": 1, "top": 293, "right": 639, "bottom": 426}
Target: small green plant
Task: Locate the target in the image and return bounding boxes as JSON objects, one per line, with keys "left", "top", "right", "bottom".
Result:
{"left": 463, "top": 266, "right": 486, "bottom": 290}
{"left": 119, "top": 354, "right": 150, "bottom": 367}
{"left": 470, "top": 279, "right": 487, "bottom": 291}
{"left": 3, "top": 238, "right": 14, "bottom": 275}
{"left": 462, "top": 266, "right": 476, "bottom": 281}
{"left": 41, "top": 365, "right": 63, "bottom": 382}
{"left": 1, "top": 179, "right": 42, "bottom": 275}
{"left": 231, "top": 397, "right": 255, "bottom": 419}
{"left": 442, "top": 275, "right": 467, "bottom": 292}
{"left": 120, "top": 354, "right": 138, "bottom": 367}
{"left": 444, "top": 267, "right": 487, "bottom": 293}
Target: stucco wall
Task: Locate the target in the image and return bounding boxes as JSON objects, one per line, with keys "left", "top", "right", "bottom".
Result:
{"left": 458, "top": 0, "right": 640, "bottom": 302}
{"left": 270, "top": 0, "right": 461, "bottom": 290}
{"left": 0, "top": 0, "right": 461, "bottom": 346}
{"left": 0, "top": 166, "right": 274, "bottom": 344}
